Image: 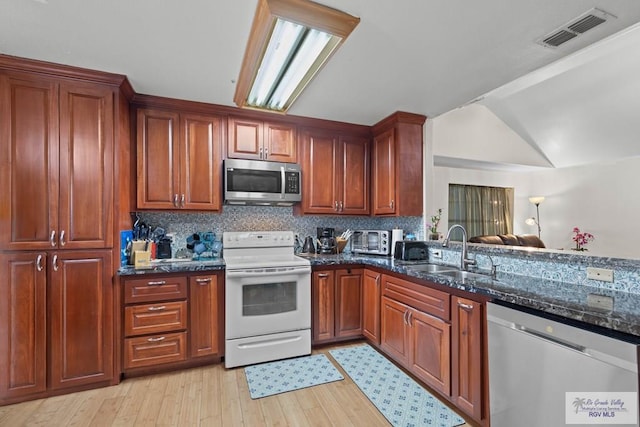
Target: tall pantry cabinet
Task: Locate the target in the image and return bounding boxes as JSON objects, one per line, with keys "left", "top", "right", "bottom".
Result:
{"left": 0, "top": 56, "right": 131, "bottom": 405}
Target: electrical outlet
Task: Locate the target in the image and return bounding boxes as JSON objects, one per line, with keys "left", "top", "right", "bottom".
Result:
{"left": 586, "top": 267, "right": 614, "bottom": 282}
{"left": 431, "top": 249, "right": 442, "bottom": 259}
{"left": 587, "top": 293, "right": 614, "bottom": 311}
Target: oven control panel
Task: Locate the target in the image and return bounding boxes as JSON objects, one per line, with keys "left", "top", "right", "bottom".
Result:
{"left": 223, "top": 231, "right": 294, "bottom": 249}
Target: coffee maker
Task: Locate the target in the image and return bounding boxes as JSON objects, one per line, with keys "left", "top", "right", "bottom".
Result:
{"left": 317, "top": 227, "right": 336, "bottom": 254}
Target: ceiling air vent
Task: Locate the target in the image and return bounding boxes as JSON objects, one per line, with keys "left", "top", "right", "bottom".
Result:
{"left": 536, "top": 8, "right": 616, "bottom": 48}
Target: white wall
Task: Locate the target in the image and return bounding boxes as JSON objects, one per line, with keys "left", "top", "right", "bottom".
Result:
{"left": 426, "top": 106, "right": 640, "bottom": 259}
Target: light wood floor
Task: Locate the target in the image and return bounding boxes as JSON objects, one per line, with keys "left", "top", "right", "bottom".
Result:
{"left": 0, "top": 343, "right": 472, "bottom": 426}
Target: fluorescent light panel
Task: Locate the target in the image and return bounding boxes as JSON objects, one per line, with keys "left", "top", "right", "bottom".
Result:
{"left": 234, "top": 0, "right": 359, "bottom": 113}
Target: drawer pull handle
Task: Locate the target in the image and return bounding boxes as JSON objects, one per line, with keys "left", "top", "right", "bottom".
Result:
{"left": 147, "top": 280, "right": 166, "bottom": 286}
{"left": 195, "top": 278, "right": 211, "bottom": 283}
{"left": 147, "top": 305, "right": 166, "bottom": 311}
{"left": 36, "top": 254, "right": 44, "bottom": 272}
{"left": 147, "top": 336, "right": 166, "bottom": 342}
{"left": 318, "top": 273, "right": 329, "bottom": 278}
{"left": 458, "top": 302, "right": 474, "bottom": 310}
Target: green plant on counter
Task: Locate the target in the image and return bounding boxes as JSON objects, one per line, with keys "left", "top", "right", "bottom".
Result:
{"left": 428, "top": 208, "right": 443, "bottom": 234}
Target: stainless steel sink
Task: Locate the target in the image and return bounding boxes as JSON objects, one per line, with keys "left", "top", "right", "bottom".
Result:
{"left": 406, "top": 264, "right": 459, "bottom": 274}
{"left": 438, "top": 270, "right": 493, "bottom": 282}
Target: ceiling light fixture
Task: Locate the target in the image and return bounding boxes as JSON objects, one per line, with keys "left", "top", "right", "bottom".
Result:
{"left": 234, "top": 0, "right": 360, "bottom": 113}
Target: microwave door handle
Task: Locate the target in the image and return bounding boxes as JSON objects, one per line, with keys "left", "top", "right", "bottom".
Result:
{"left": 280, "top": 166, "right": 285, "bottom": 199}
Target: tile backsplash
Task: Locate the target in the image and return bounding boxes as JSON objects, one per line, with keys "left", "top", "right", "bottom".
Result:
{"left": 137, "top": 206, "right": 423, "bottom": 253}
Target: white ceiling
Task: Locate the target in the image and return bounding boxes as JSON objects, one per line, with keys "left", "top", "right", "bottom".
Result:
{"left": 3, "top": 0, "right": 640, "bottom": 167}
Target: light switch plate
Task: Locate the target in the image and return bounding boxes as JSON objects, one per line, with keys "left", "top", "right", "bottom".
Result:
{"left": 586, "top": 267, "right": 614, "bottom": 282}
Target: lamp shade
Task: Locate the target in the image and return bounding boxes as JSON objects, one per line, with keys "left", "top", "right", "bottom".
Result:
{"left": 528, "top": 196, "right": 545, "bottom": 205}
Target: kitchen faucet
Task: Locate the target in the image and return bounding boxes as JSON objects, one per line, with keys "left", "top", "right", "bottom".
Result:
{"left": 442, "top": 224, "right": 477, "bottom": 271}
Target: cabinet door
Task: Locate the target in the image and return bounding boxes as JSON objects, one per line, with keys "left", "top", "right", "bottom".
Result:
{"left": 409, "top": 309, "right": 451, "bottom": 395}
{"left": 380, "top": 296, "right": 410, "bottom": 366}
{"left": 0, "top": 74, "right": 59, "bottom": 250}
{"left": 137, "top": 108, "right": 180, "bottom": 209}
{"left": 227, "top": 116, "right": 262, "bottom": 160}
{"left": 264, "top": 121, "right": 296, "bottom": 162}
{"left": 372, "top": 128, "right": 396, "bottom": 215}
{"left": 58, "top": 82, "right": 114, "bottom": 248}
{"left": 452, "top": 296, "right": 483, "bottom": 420}
{"left": 189, "top": 273, "right": 222, "bottom": 358}
{"left": 312, "top": 270, "right": 335, "bottom": 343}
{"left": 49, "top": 250, "right": 113, "bottom": 390}
{"left": 335, "top": 268, "right": 363, "bottom": 339}
{"left": 339, "top": 136, "right": 370, "bottom": 215}
{"left": 181, "top": 113, "right": 222, "bottom": 210}
{"left": 0, "top": 252, "right": 47, "bottom": 401}
{"left": 362, "top": 269, "right": 381, "bottom": 344}
{"left": 299, "top": 129, "right": 340, "bottom": 214}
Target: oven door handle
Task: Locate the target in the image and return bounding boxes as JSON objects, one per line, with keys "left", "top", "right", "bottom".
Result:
{"left": 226, "top": 266, "right": 311, "bottom": 278}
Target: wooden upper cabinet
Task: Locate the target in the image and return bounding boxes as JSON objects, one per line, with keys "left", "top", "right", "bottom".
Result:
{"left": 0, "top": 73, "right": 114, "bottom": 250}
{"left": 372, "top": 112, "right": 426, "bottom": 216}
{"left": 227, "top": 116, "right": 297, "bottom": 163}
{"left": 372, "top": 129, "right": 395, "bottom": 215}
{"left": 136, "top": 108, "right": 180, "bottom": 209}
{"left": 58, "top": 82, "right": 114, "bottom": 249}
{"left": 298, "top": 128, "right": 369, "bottom": 215}
{"left": 137, "top": 108, "right": 222, "bottom": 211}
{"left": 181, "top": 114, "right": 222, "bottom": 210}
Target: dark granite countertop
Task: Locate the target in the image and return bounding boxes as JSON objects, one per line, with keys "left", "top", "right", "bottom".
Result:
{"left": 116, "top": 253, "right": 640, "bottom": 338}
{"left": 303, "top": 253, "right": 640, "bottom": 338}
{"left": 118, "top": 258, "right": 225, "bottom": 276}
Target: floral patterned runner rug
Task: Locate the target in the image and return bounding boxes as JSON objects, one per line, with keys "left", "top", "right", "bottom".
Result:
{"left": 330, "top": 344, "right": 466, "bottom": 427}
{"left": 244, "top": 353, "right": 344, "bottom": 399}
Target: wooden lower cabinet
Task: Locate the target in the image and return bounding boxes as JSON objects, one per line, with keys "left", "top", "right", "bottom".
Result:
{"left": 121, "top": 271, "right": 223, "bottom": 375}
{"left": 379, "top": 273, "right": 487, "bottom": 426}
{"left": 452, "top": 296, "right": 484, "bottom": 421}
{"left": 362, "top": 269, "right": 381, "bottom": 344}
{"left": 189, "top": 273, "right": 222, "bottom": 358}
{"left": 0, "top": 250, "right": 114, "bottom": 404}
{"left": 312, "top": 267, "right": 363, "bottom": 344}
{"left": 381, "top": 296, "right": 451, "bottom": 395}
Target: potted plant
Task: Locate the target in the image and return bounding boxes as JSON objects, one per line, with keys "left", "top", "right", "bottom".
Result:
{"left": 427, "top": 208, "right": 443, "bottom": 240}
{"left": 572, "top": 227, "right": 594, "bottom": 251}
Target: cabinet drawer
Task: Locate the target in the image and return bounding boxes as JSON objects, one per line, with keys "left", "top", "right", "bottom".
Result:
{"left": 382, "top": 274, "right": 450, "bottom": 320}
{"left": 124, "top": 301, "right": 187, "bottom": 337}
{"left": 124, "top": 332, "right": 187, "bottom": 369}
{"left": 123, "top": 276, "right": 187, "bottom": 303}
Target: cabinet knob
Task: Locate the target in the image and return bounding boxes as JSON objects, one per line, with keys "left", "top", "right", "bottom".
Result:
{"left": 59, "top": 230, "right": 66, "bottom": 246}
{"left": 339, "top": 201, "right": 344, "bottom": 212}
{"left": 259, "top": 147, "right": 264, "bottom": 159}
{"left": 180, "top": 194, "right": 185, "bottom": 208}
{"left": 36, "top": 254, "right": 44, "bottom": 272}
{"left": 390, "top": 199, "right": 395, "bottom": 210}
{"left": 147, "top": 336, "right": 166, "bottom": 342}
{"left": 147, "top": 305, "right": 166, "bottom": 311}
{"left": 52, "top": 254, "right": 59, "bottom": 272}
{"left": 317, "top": 273, "right": 330, "bottom": 278}
{"left": 334, "top": 201, "right": 339, "bottom": 211}
{"left": 50, "top": 230, "right": 56, "bottom": 247}
{"left": 196, "top": 277, "right": 212, "bottom": 284}
{"left": 264, "top": 147, "right": 268, "bottom": 158}
{"left": 147, "top": 280, "right": 166, "bottom": 286}
{"left": 173, "top": 194, "right": 179, "bottom": 207}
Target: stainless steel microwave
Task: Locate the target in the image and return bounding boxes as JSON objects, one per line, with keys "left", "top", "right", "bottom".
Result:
{"left": 224, "top": 158, "right": 301, "bottom": 206}
{"left": 351, "top": 230, "right": 391, "bottom": 256}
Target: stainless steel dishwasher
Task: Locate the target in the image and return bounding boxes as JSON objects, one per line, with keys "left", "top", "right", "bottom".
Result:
{"left": 487, "top": 302, "right": 639, "bottom": 427}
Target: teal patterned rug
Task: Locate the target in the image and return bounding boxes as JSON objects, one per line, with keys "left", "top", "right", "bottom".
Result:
{"left": 330, "top": 344, "right": 466, "bottom": 427}
{"left": 244, "top": 354, "right": 344, "bottom": 399}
